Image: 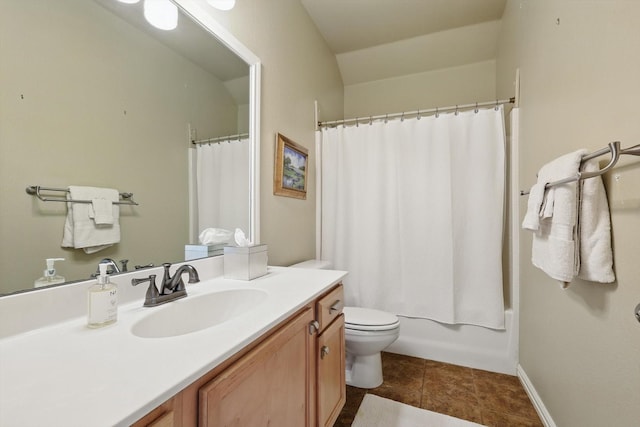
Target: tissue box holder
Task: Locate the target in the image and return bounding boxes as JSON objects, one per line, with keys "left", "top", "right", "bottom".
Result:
{"left": 224, "top": 244, "right": 268, "bottom": 280}
{"left": 185, "top": 244, "right": 224, "bottom": 261}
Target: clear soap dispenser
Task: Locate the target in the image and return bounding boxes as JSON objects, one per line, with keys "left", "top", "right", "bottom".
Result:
{"left": 87, "top": 263, "right": 118, "bottom": 328}
{"left": 34, "top": 258, "right": 65, "bottom": 288}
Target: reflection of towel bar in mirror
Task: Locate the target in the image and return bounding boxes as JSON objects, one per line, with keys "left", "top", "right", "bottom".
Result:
{"left": 520, "top": 141, "right": 640, "bottom": 196}
{"left": 26, "top": 185, "right": 139, "bottom": 206}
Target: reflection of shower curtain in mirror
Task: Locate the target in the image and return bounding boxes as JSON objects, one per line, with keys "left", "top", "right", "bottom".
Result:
{"left": 195, "top": 139, "right": 250, "bottom": 237}
{"left": 320, "top": 107, "right": 506, "bottom": 329}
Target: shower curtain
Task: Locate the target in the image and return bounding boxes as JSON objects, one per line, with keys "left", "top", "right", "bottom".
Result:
{"left": 320, "top": 106, "right": 506, "bottom": 329}
{"left": 195, "top": 138, "right": 250, "bottom": 235}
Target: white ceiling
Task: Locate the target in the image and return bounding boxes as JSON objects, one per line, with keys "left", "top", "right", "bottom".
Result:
{"left": 300, "top": 0, "right": 507, "bottom": 85}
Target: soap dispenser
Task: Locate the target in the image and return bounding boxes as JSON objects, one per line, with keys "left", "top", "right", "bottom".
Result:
{"left": 34, "top": 258, "right": 66, "bottom": 288}
{"left": 87, "top": 263, "right": 118, "bottom": 328}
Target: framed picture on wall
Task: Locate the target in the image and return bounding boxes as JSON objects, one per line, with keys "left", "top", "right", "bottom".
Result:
{"left": 274, "top": 133, "right": 308, "bottom": 199}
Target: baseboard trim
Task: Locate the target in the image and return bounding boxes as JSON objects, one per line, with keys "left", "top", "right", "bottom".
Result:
{"left": 517, "top": 364, "right": 556, "bottom": 427}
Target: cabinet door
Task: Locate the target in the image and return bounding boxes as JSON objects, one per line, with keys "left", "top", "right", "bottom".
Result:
{"left": 317, "top": 314, "right": 346, "bottom": 427}
{"left": 199, "top": 307, "right": 315, "bottom": 427}
{"left": 131, "top": 395, "right": 182, "bottom": 427}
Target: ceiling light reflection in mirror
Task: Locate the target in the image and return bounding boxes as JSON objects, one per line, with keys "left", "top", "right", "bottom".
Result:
{"left": 207, "top": 0, "right": 236, "bottom": 11}
{"left": 143, "top": 0, "right": 178, "bottom": 31}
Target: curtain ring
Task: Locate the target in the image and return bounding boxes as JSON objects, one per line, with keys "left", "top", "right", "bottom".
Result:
{"left": 435, "top": 107, "right": 439, "bottom": 118}
{"left": 417, "top": 109, "right": 421, "bottom": 120}
{"left": 356, "top": 117, "right": 359, "bottom": 127}
{"left": 401, "top": 112, "right": 405, "bottom": 122}
{"left": 495, "top": 100, "right": 499, "bottom": 111}
{"left": 384, "top": 113, "right": 388, "bottom": 123}
{"left": 369, "top": 115, "right": 373, "bottom": 125}
{"left": 474, "top": 102, "right": 478, "bottom": 113}
{"left": 455, "top": 105, "right": 459, "bottom": 116}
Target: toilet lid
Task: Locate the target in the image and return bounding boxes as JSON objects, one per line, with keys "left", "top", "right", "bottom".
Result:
{"left": 343, "top": 307, "right": 399, "bottom": 331}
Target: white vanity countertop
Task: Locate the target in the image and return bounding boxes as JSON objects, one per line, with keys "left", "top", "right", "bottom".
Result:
{"left": 0, "top": 267, "right": 347, "bottom": 427}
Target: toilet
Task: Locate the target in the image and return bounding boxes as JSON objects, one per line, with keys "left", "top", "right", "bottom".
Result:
{"left": 290, "top": 259, "right": 400, "bottom": 389}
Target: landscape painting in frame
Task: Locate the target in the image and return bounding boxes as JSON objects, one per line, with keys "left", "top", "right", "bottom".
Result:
{"left": 274, "top": 133, "right": 308, "bottom": 199}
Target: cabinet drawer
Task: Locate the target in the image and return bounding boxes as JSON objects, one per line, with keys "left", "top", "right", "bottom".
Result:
{"left": 316, "top": 284, "right": 344, "bottom": 332}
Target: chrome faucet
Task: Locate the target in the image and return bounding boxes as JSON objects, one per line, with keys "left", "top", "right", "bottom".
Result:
{"left": 131, "top": 263, "right": 199, "bottom": 307}
{"left": 100, "top": 258, "right": 120, "bottom": 274}
{"left": 91, "top": 258, "right": 124, "bottom": 277}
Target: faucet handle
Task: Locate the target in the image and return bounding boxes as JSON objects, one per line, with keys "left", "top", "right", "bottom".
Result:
{"left": 131, "top": 274, "right": 159, "bottom": 307}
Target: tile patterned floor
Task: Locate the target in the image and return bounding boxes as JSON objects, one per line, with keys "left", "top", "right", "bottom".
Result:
{"left": 334, "top": 352, "right": 544, "bottom": 427}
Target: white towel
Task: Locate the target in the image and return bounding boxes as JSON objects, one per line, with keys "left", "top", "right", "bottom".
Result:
{"left": 522, "top": 183, "right": 546, "bottom": 231}
{"left": 90, "top": 199, "right": 114, "bottom": 225}
{"left": 61, "top": 186, "right": 120, "bottom": 254}
{"left": 577, "top": 159, "right": 615, "bottom": 283}
{"left": 523, "top": 149, "right": 587, "bottom": 283}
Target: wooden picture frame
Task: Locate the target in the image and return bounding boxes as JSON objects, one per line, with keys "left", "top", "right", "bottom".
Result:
{"left": 274, "top": 133, "right": 308, "bottom": 199}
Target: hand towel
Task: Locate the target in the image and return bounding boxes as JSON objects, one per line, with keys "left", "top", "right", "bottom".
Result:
{"left": 522, "top": 183, "right": 546, "bottom": 231}
{"left": 61, "top": 186, "right": 120, "bottom": 254}
{"left": 524, "top": 149, "right": 587, "bottom": 283}
{"left": 90, "top": 198, "right": 114, "bottom": 225}
{"left": 577, "top": 159, "right": 615, "bottom": 283}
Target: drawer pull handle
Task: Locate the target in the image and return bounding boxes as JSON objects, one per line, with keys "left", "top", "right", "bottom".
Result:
{"left": 308, "top": 320, "right": 320, "bottom": 335}
{"left": 321, "top": 345, "right": 330, "bottom": 359}
{"left": 329, "top": 300, "right": 343, "bottom": 313}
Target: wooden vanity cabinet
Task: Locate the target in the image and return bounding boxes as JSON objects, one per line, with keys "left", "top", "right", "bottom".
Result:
{"left": 199, "top": 306, "right": 315, "bottom": 426}
{"left": 131, "top": 283, "right": 345, "bottom": 427}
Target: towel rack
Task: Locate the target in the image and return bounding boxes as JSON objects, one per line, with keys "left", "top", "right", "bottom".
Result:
{"left": 26, "top": 185, "right": 139, "bottom": 205}
{"left": 520, "top": 141, "right": 640, "bottom": 195}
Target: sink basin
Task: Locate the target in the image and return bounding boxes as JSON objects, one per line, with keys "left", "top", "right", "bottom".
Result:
{"left": 131, "top": 289, "right": 268, "bottom": 338}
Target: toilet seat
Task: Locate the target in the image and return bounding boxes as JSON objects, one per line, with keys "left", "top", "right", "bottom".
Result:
{"left": 344, "top": 307, "right": 400, "bottom": 332}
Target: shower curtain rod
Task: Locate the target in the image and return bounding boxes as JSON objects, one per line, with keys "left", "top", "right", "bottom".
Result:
{"left": 192, "top": 132, "right": 249, "bottom": 145}
{"left": 318, "top": 97, "right": 515, "bottom": 128}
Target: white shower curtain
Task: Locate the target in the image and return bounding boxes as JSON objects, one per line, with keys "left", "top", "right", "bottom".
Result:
{"left": 320, "top": 107, "right": 506, "bottom": 329}
{"left": 195, "top": 138, "right": 250, "bottom": 235}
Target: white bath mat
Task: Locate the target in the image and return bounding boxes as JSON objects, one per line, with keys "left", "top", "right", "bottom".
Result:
{"left": 351, "top": 394, "right": 486, "bottom": 427}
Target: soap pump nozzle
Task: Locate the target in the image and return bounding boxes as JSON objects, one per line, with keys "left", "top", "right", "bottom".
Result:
{"left": 97, "top": 263, "right": 110, "bottom": 286}
{"left": 44, "top": 258, "right": 65, "bottom": 278}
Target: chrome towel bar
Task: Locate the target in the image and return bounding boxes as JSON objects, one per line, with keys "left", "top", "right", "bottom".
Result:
{"left": 520, "top": 141, "right": 640, "bottom": 195}
{"left": 26, "top": 185, "right": 139, "bottom": 206}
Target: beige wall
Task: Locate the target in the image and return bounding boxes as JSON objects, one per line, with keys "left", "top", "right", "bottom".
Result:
{"left": 0, "top": 0, "right": 240, "bottom": 292}
{"left": 498, "top": 1, "right": 640, "bottom": 425}
{"left": 201, "top": 0, "right": 344, "bottom": 266}
{"left": 344, "top": 60, "right": 496, "bottom": 119}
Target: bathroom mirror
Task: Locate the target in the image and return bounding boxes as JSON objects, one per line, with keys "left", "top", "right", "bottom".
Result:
{"left": 0, "top": 0, "right": 260, "bottom": 295}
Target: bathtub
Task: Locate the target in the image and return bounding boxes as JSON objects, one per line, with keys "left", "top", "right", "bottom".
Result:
{"left": 386, "top": 308, "right": 517, "bottom": 375}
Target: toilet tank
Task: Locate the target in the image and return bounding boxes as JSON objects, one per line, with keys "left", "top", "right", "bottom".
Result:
{"left": 289, "top": 259, "right": 333, "bottom": 269}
